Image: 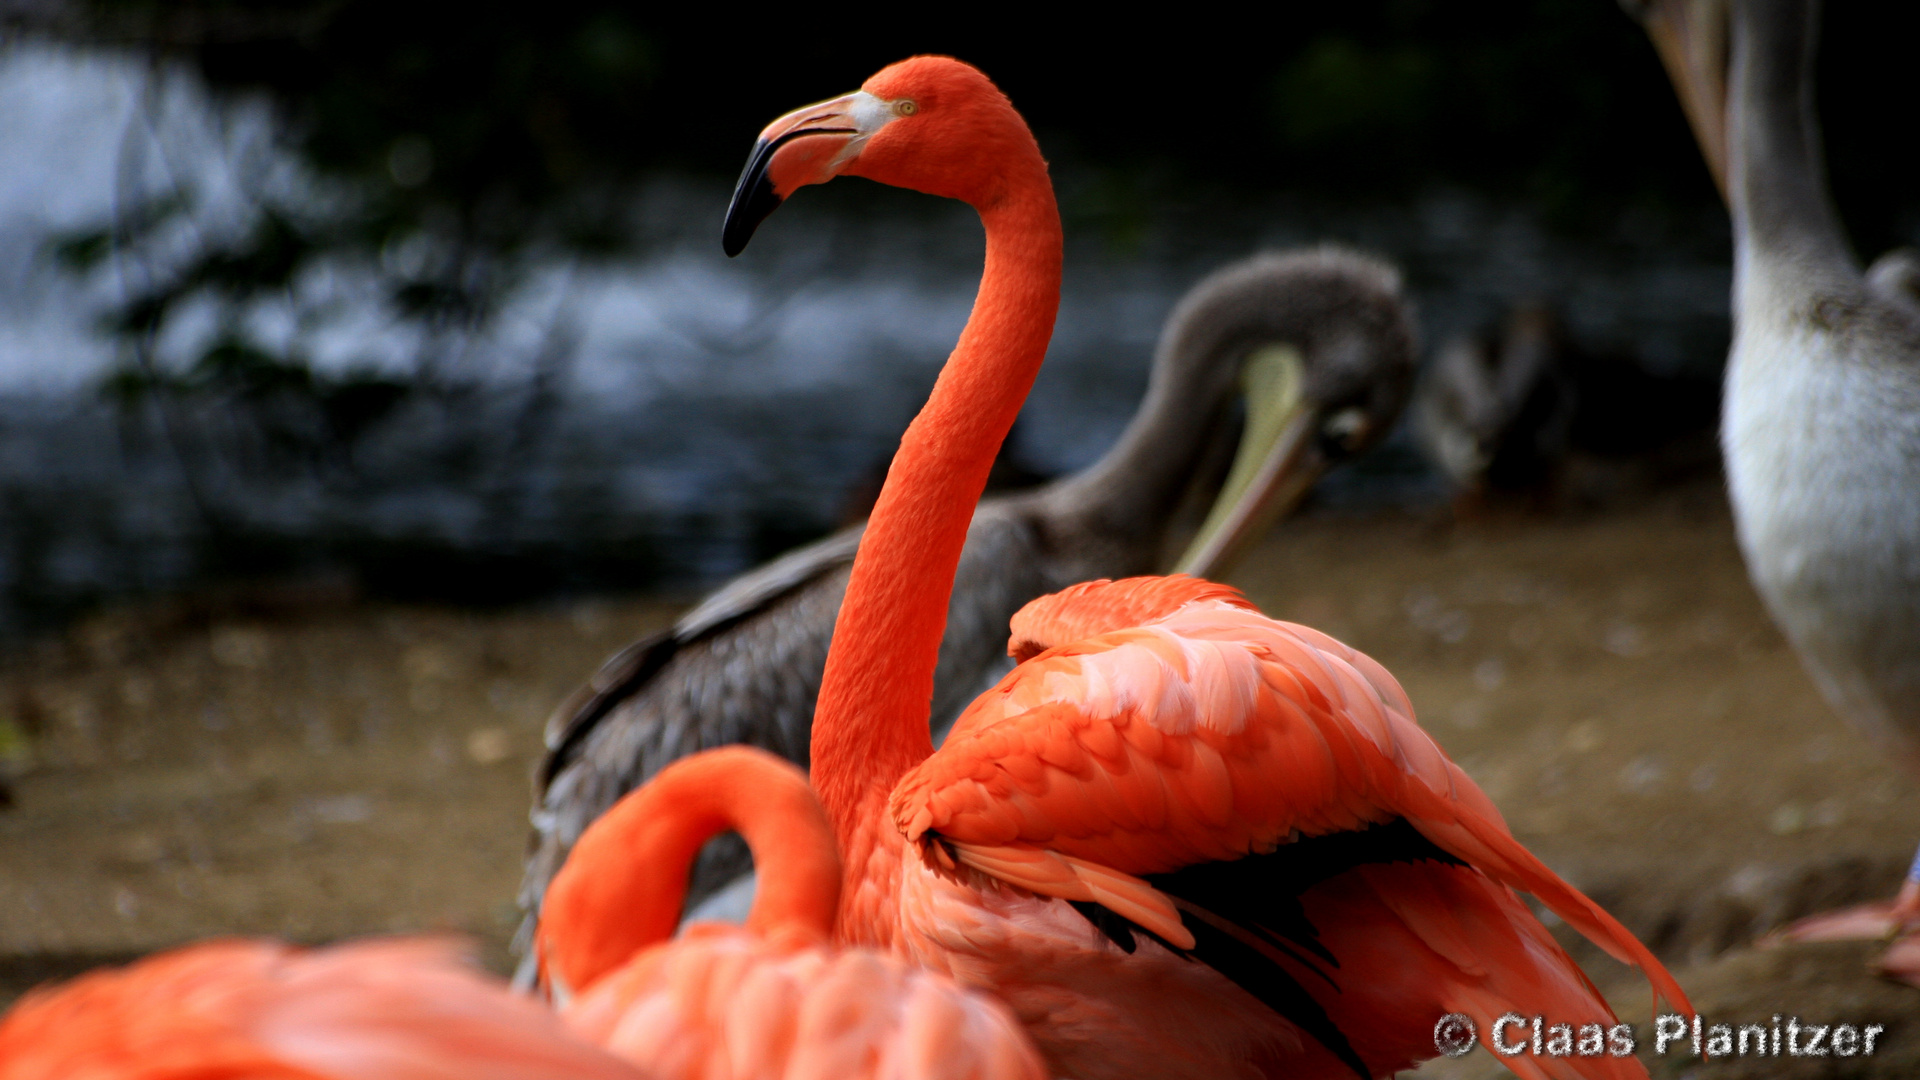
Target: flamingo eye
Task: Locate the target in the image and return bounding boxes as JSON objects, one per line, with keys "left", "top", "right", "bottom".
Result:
{"left": 894, "top": 100, "right": 918, "bottom": 116}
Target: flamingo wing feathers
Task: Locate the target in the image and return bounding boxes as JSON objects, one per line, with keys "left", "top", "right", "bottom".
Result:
{"left": 0, "top": 938, "right": 652, "bottom": 1080}
{"left": 1305, "top": 863, "right": 1648, "bottom": 1080}
{"left": 889, "top": 593, "right": 1691, "bottom": 1016}
{"left": 0, "top": 939, "right": 312, "bottom": 1080}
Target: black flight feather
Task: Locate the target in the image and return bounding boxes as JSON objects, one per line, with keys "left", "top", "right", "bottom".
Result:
{"left": 1071, "top": 818, "right": 1463, "bottom": 1080}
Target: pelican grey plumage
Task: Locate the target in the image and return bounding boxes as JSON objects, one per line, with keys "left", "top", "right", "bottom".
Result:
{"left": 513, "top": 248, "right": 1417, "bottom": 970}
{"left": 1638, "top": 0, "right": 1920, "bottom": 964}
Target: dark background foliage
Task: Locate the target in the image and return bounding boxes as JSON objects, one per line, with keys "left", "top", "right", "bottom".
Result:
{"left": 27, "top": 1, "right": 1917, "bottom": 257}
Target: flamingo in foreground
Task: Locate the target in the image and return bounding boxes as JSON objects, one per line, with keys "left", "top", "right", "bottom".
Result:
{"left": 535, "top": 745, "right": 1045, "bottom": 1080}
{"left": 0, "top": 937, "right": 649, "bottom": 1080}
{"left": 521, "top": 247, "right": 1416, "bottom": 943}
{"left": 722, "top": 55, "right": 1692, "bottom": 1079}
{"left": 1634, "top": 0, "right": 1920, "bottom": 980}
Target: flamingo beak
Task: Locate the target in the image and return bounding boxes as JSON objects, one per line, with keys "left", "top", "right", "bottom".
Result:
{"left": 1172, "top": 345, "right": 1329, "bottom": 581}
{"left": 1626, "top": 0, "right": 1730, "bottom": 200}
{"left": 723, "top": 90, "right": 897, "bottom": 256}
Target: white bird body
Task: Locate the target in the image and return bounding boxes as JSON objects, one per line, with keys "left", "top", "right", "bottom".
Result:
{"left": 1714, "top": 0, "right": 1920, "bottom": 770}
{"left": 1724, "top": 256, "right": 1920, "bottom": 766}
{"left": 1635, "top": 0, "right": 1920, "bottom": 970}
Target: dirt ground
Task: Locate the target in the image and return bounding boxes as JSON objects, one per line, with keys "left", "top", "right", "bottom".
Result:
{"left": 3, "top": 482, "right": 1917, "bottom": 1076}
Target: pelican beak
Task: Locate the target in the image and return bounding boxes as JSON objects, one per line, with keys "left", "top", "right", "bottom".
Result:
{"left": 1626, "top": 0, "right": 1730, "bottom": 200}
{"left": 723, "top": 90, "right": 898, "bottom": 256}
{"left": 1172, "top": 345, "right": 1328, "bottom": 580}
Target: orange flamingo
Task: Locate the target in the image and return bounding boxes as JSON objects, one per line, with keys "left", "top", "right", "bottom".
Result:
{"left": 0, "top": 936, "right": 650, "bottom": 1080}
{"left": 720, "top": 56, "right": 1695, "bottom": 1079}
{"left": 535, "top": 745, "right": 1045, "bottom": 1080}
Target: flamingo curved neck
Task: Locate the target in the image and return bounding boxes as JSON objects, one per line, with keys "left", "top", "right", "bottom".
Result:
{"left": 542, "top": 749, "right": 838, "bottom": 991}
{"left": 1729, "top": 0, "right": 1854, "bottom": 285}
{"left": 811, "top": 179, "right": 1063, "bottom": 845}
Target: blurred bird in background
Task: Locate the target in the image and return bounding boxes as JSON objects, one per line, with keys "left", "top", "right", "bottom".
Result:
{"left": 1413, "top": 302, "right": 1720, "bottom": 511}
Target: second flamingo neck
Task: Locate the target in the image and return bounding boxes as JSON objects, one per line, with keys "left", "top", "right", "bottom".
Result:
{"left": 541, "top": 748, "right": 838, "bottom": 992}
{"left": 811, "top": 187, "right": 1062, "bottom": 846}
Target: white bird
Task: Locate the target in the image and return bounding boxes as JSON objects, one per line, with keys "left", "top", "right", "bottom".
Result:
{"left": 1635, "top": 0, "right": 1920, "bottom": 980}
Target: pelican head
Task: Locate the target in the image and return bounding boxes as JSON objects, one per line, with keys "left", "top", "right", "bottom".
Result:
{"left": 1170, "top": 250, "right": 1417, "bottom": 579}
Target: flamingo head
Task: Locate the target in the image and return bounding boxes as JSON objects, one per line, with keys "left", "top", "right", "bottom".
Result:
{"left": 724, "top": 56, "right": 1043, "bottom": 255}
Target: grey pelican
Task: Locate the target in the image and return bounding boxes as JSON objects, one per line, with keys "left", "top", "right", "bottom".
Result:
{"left": 514, "top": 248, "right": 1417, "bottom": 969}
{"left": 1636, "top": 0, "right": 1920, "bottom": 975}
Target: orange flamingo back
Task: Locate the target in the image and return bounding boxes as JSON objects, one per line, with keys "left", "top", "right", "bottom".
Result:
{"left": 535, "top": 745, "right": 1045, "bottom": 1080}
{"left": 886, "top": 577, "right": 1681, "bottom": 1078}
{"left": 0, "top": 937, "right": 651, "bottom": 1080}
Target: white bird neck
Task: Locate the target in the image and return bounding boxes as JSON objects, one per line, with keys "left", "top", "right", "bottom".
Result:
{"left": 1728, "top": 0, "right": 1855, "bottom": 295}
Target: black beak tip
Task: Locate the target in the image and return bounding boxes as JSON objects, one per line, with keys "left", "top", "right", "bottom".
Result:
{"left": 722, "top": 138, "right": 784, "bottom": 257}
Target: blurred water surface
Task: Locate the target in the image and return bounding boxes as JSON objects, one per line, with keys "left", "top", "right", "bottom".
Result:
{"left": 0, "top": 43, "right": 1743, "bottom": 634}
